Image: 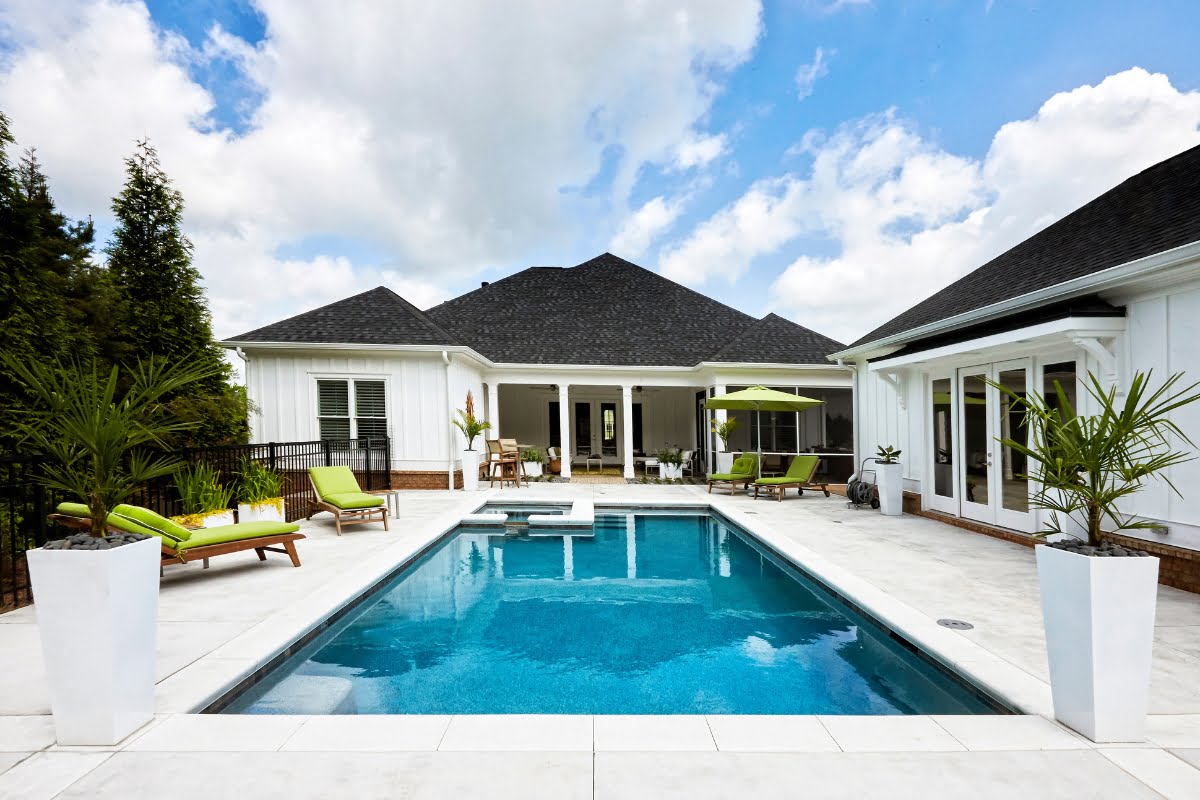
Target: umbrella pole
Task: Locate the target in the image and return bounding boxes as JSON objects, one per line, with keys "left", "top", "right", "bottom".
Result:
{"left": 756, "top": 407, "right": 763, "bottom": 479}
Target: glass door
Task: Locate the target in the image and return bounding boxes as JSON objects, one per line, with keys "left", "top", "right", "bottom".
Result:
{"left": 926, "top": 376, "right": 957, "bottom": 514}
{"left": 958, "top": 367, "right": 993, "bottom": 524}
{"left": 574, "top": 402, "right": 592, "bottom": 457}
{"left": 994, "top": 360, "right": 1033, "bottom": 531}
{"left": 600, "top": 402, "right": 618, "bottom": 457}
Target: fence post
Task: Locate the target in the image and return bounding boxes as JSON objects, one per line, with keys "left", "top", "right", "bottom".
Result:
{"left": 364, "top": 439, "right": 373, "bottom": 490}
{"left": 384, "top": 436, "right": 392, "bottom": 489}
{"left": 323, "top": 439, "right": 331, "bottom": 467}
{"left": 268, "top": 442, "right": 277, "bottom": 472}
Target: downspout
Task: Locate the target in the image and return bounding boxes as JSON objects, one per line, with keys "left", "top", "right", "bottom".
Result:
{"left": 837, "top": 358, "right": 862, "bottom": 475}
{"left": 443, "top": 351, "right": 454, "bottom": 490}
{"left": 233, "top": 347, "right": 253, "bottom": 440}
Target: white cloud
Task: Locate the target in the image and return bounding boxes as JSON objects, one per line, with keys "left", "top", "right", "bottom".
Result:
{"left": 0, "top": 0, "right": 763, "bottom": 336}
{"left": 609, "top": 196, "right": 685, "bottom": 258}
{"left": 661, "top": 68, "right": 1200, "bottom": 343}
{"left": 795, "top": 47, "right": 833, "bottom": 101}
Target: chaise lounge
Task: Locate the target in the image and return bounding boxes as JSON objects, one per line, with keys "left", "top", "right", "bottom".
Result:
{"left": 307, "top": 466, "right": 390, "bottom": 535}
{"left": 753, "top": 454, "right": 831, "bottom": 501}
{"left": 707, "top": 453, "right": 759, "bottom": 495}
{"left": 49, "top": 502, "right": 305, "bottom": 569}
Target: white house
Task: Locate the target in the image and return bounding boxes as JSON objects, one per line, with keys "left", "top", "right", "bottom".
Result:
{"left": 832, "top": 142, "right": 1200, "bottom": 565}
{"left": 222, "top": 254, "right": 853, "bottom": 488}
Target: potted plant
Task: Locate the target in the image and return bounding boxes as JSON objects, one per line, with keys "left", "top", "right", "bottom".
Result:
{"left": 520, "top": 447, "right": 545, "bottom": 478}
{"left": 996, "top": 370, "right": 1200, "bottom": 742}
{"left": 172, "top": 463, "right": 236, "bottom": 527}
{"left": 236, "top": 457, "right": 286, "bottom": 523}
{"left": 451, "top": 390, "right": 491, "bottom": 491}
{"left": 657, "top": 448, "right": 684, "bottom": 480}
{"left": 874, "top": 445, "right": 903, "bottom": 516}
{"left": 712, "top": 417, "right": 738, "bottom": 473}
{"left": 3, "top": 354, "right": 216, "bottom": 745}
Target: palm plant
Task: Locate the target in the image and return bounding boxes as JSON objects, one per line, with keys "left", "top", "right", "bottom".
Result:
{"left": 995, "top": 370, "right": 1200, "bottom": 547}
{"left": 2, "top": 355, "right": 220, "bottom": 537}
{"left": 711, "top": 418, "right": 738, "bottom": 450}
{"left": 451, "top": 397, "right": 491, "bottom": 450}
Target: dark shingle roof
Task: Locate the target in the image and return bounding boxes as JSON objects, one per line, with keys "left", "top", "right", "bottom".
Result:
{"left": 850, "top": 143, "right": 1200, "bottom": 349}
{"left": 710, "top": 313, "right": 845, "bottom": 364}
{"left": 424, "top": 253, "right": 843, "bottom": 366}
{"left": 225, "top": 286, "right": 460, "bottom": 346}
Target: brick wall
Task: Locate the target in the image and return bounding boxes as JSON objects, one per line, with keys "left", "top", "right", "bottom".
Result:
{"left": 388, "top": 470, "right": 462, "bottom": 490}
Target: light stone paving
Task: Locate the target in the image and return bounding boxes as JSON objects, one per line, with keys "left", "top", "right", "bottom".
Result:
{"left": 0, "top": 483, "right": 1198, "bottom": 797}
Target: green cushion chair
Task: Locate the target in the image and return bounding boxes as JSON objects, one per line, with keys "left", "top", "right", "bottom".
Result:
{"left": 49, "top": 502, "right": 305, "bottom": 569}
{"left": 307, "top": 466, "right": 390, "bottom": 536}
{"left": 707, "top": 453, "right": 760, "bottom": 495}
{"left": 753, "top": 455, "right": 831, "bottom": 501}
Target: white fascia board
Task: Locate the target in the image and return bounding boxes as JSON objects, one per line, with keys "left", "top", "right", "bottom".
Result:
{"left": 829, "top": 238, "right": 1200, "bottom": 361}
{"left": 867, "top": 315, "right": 1127, "bottom": 371}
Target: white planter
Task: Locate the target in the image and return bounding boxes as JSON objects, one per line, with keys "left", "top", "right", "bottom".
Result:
{"left": 201, "top": 509, "right": 235, "bottom": 528}
{"left": 522, "top": 461, "right": 543, "bottom": 478}
{"left": 26, "top": 536, "right": 160, "bottom": 745}
{"left": 716, "top": 451, "right": 735, "bottom": 473}
{"left": 1036, "top": 544, "right": 1160, "bottom": 742}
{"left": 659, "top": 463, "right": 683, "bottom": 480}
{"left": 876, "top": 461, "right": 903, "bottom": 516}
{"left": 237, "top": 498, "right": 285, "bottom": 524}
{"left": 461, "top": 449, "right": 479, "bottom": 491}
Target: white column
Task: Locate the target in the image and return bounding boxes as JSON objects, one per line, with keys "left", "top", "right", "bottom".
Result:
{"left": 487, "top": 382, "right": 500, "bottom": 438}
{"left": 558, "top": 384, "right": 571, "bottom": 478}
{"left": 622, "top": 384, "right": 634, "bottom": 479}
{"left": 711, "top": 384, "right": 727, "bottom": 472}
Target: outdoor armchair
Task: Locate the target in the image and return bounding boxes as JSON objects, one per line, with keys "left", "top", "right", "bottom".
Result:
{"left": 307, "top": 466, "right": 390, "bottom": 535}
{"left": 49, "top": 502, "right": 305, "bottom": 569}
{"left": 753, "top": 454, "right": 831, "bottom": 501}
{"left": 707, "top": 453, "right": 759, "bottom": 495}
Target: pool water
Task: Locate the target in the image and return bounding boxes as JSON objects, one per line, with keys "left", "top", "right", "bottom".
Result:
{"left": 225, "top": 512, "right": 998, "bottom": 715}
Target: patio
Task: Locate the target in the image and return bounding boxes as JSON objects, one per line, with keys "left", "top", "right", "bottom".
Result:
{"left": 1, "top": 485, "right": 1198, "bottom": 798}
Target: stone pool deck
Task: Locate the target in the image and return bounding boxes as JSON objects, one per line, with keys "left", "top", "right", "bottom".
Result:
{"left": 0, "top": 484, "right": 1198, "bottom": 798}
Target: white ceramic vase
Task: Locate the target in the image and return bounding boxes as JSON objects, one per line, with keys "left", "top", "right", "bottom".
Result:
{"left": 1036, "top": 544, "right": 1159, "bottom": 742}
{"left": 26, "top": 536, "right": 160, "bottom": 745}
{"left": 461, "top": 449, "right": 479, "bottom": 491}
{"left": 237, "top": 498, "right": 285, "bottom": 524}
{"left": 716, "top": 451, "right": 735, "bottom": 473}
{"left": 201, "top": 509, "right": 235, "bottom": 528}
{"left": 876, "top": 461, "right": 903, "bottom": 516}
{"left": 660, "top": 463, "right": 683, "bottom": 480}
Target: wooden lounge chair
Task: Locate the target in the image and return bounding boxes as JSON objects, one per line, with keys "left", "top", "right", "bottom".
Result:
{"left": 307, "top": 466, "right": 390, "bottom": 535}
{"left": 753, "top": 454, "right": 831, "bottom": 501}
{"left": 49, "top": 502, "right": 305, "bottom": 569}
{"left": 707, "top": 453, "right": 759, "bottom": 495}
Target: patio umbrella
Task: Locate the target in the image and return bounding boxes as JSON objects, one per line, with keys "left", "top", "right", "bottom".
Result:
{"left": 705, "top": 386, "right": 823, "bottom": 478}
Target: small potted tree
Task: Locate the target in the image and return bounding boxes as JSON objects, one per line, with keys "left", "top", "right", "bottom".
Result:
{"left": 874, "top": 445, "right": 903, "bottom": 516}
{"left": 237, "top": 457, "right": 286, "bottom": 523}
{"left": 451, "top": 390, "right": 491, "bottom": 491}
{"left": 657, "top": 448, "right": 684, "bottom": 481}
{"left": 172, "top": 463, "right": 235, "bottom": 527}
{"left": 4, "top": 354, "right": 216, "bottom": 745}
{"left": 521, "top": 447, "right": 545, "bottom": 478}
{"left": 997, "top": 370, "right": 1200, "bottom": 742}
{"left": 712, "top": 417, "right": 738, "bottom": 473}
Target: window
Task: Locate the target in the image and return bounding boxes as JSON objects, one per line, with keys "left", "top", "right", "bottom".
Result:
{"left": 317, "top": 379, "right": 387, "bottom": 441}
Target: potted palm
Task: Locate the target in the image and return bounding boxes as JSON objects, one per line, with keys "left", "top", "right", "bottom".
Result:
{"left": 3, "top": 354, "right": 216, "bottom": 745}
{"left": 657, "top": 448, "right": 685, "bottom": 480}
{"left": 874, "top": 445, "right": 903, "bottom": 516}
{"left": 172, "top": 463, "right": 236, "bottom": 527}
{"left": 451, "top": 390, "right": 491, "bottom": 491}
{"left": 997, "top": 370, "right": 1200, "bottom": 742}
{"left": 236, "top": 457, "right": 286, "bottom": 523}
{"left": 712, "top": 418, "right": 738, "bottom": 473}
{"left": 520, "top": 447, "right": 545, "bottom": 478}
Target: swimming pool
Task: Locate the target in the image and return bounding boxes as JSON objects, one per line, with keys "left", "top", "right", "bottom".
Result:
{"left": 223, "top": 510, "right": 1001, "bottom": 715}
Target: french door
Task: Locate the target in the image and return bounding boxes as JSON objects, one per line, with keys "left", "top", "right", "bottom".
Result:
{"left": 573, "top": 401, "right": 620, "bottom": 458}
{"left": 956, "top": 360, "right": 1034, "bottom": 531}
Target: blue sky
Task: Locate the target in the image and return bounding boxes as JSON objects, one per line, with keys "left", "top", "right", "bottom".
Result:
{"left": 4, "top": 1, "right": 1200, "bottom": 343}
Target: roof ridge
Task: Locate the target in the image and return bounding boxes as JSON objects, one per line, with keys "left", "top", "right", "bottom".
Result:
{"left": 375, "top": 286, "right": 463, "bottom": 344}
{"left": 709, "top": 313, "right": 845, "bottom": 362}
{"left": 576, "top": 252, "right": 758, "bottom": 324}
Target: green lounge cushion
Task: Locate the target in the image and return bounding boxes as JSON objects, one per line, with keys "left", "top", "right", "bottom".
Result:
{"left": 755, "top": 455, "right": 820, "bottom": 486}
{"left": 322, "top": 491, "right": 385, "bottom": 510}
{"left": 54, "top": 502, "right": 178, "bottom": 550}
{"left": 708, "top": 472, "right": 752, "bottom": 481}
{"left": 111, "top": 503, "right": 194, "bottom": 542}
{"left": 309, "top": 466, "right": 362, "bottom": 497}
{"left": 177, "top": 520, "right": 300, "bottom": 551}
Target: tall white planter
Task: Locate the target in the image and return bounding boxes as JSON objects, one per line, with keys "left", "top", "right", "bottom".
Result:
{"left": 26, "top": 537, "right": 160, "bottom": 745}
{"left": 716, "top": 451, "right": 735, "bottom": 473}
{"left": 876, "top": 461, "right": 903, "bottom": 516}
{"left": 461, "top": 449, "right": 479, "bottom": 491}
{"left": 522, "top": 461, "right": 544, "bottom": 478}
{"left": 659, "top": 463, "right": 683, "bottom": 480}
{"left": 237, "top": 498, "right": 285, "bottom": 524}
{"left": 1036, "top": 545, "right": 1160, "bottom": 742}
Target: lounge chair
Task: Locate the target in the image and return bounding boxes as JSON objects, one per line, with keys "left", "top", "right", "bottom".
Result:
{"left": 307, "top": 466, "right": 390, "bottom": 535}
{"left": 707, "top": 453, "right": 759, "bottom": 495}
{"left": 49, "top": 502, "right": 304, "bottom": 568}
{"left": 753, "top": 454, "right": 831, "bottom": 501}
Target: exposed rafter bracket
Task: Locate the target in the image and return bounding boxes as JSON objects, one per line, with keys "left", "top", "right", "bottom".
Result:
{"left": 1070, "top": 336, "right": 1119, "bottom": 384}
{"left": 880, "top": 370, "right": 906, "bottom": 410}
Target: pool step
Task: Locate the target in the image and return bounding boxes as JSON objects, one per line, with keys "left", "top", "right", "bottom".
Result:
{"left": 460, "top": 512, "right": 509, "bottom": 526}
{"left": 528, "top": 499, "right": 594, "bottom": 527}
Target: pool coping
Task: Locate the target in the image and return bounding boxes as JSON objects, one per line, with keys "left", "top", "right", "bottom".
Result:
{"left": 187, "top": 490, "right": 1052, "bottom": 719}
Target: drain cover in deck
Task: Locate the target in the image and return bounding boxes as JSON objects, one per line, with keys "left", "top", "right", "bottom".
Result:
{"left": 937, "top": 618, "right": 975, "bottom": 630}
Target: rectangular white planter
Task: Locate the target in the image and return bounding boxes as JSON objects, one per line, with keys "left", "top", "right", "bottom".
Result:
{"left": 522, "top": 461, "right": 544, "bottom": 478}
{"left": 716, "top": 452, "right": 735, "bottom": 474}
{"left": 26, "top": 536, "right": 160, "bottom": 745}
{"left": 1036, "top": 544, "right": 1160, "bottom": 742}
{"left": 659, "top": 463, "right": 683, "bottom": 480}
{"left": 237, "top": 498, "right": 285, "bottom": 524}
{"left": 461, "top": 449, "right": 479, "bottom": 491}
{"left": 201, "top": 509, "right": 235, "bottom": 528}
{"left": 875, "top": 461, "right": 903, "bottom": 516}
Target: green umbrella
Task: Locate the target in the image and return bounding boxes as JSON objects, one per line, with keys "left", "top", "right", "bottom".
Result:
{"left": 705, "top": 386, "right": 823, "bottom": 478}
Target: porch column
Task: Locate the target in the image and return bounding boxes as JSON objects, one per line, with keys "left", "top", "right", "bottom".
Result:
{"left": 622, "top": 384, "right": 635, "bottom": 479}
{"left": 487, "top": 382, "right": 500, "bottom": 438}
{"left": 558, "top": 384, "right": 571, "bottom": 478}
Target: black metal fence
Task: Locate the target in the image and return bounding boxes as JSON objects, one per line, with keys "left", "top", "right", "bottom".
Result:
{"left": 1, "top": 438, "right": 390, "bottom": 612}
